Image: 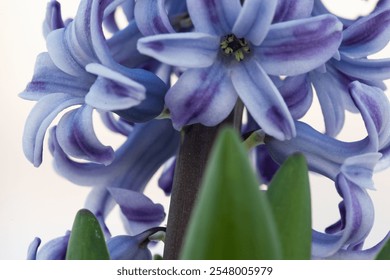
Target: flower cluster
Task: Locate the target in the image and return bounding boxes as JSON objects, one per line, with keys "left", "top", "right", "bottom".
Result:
{"left": 21, "top": 0, "right": 390, "bottom": 259}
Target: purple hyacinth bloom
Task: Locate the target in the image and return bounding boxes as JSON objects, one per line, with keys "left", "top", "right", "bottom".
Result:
{"left": 49, "top": 119, "right": 180, "bottom": 234}
{"left": 20, "top": 0, "right": 168, "bottom": 167}
{"left": 137, "top": 0, "right": 343, "bottom": 141}
{"left": 308, "top": 1, "right": 390, "bottom": 136}
{"left": 27, "top": 228, "right": 164, "bottom": 260}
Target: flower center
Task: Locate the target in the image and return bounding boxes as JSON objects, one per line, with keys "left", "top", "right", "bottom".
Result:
{"left": 220, "top": 34, "right": 251, "bottom": 62}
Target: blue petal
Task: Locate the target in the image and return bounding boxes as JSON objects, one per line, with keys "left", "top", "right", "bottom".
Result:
{"left": 231, "top": 60, "right": 295, "bottom": 141}
{"left": 27, "top": 238, "right": 41, "bottom": 260}
{"left": 277, "top": 74, "right": 313, "bottom": 119}
{"left": 99, "top": 111, "right": 134, "bottom": 136}
{"left": 137, "top": 32, "right": 219, "bottom": 68}
{"left": 310, "top": 70, "right": 346, "bottom": 137}
{"left": 187, "top": 0, "right": 240, "bottom": 35}
{"left": 108, "top": 188, "right": 165, "bottom": 234}
{"left": 254, "top": 145, "right": 279, "bottom": 184}
{"left": 158, "top": 157, "right": 176, "bottom": 195}
{"left": 20, "top": 53, "right": 92, "bottom": 101}
{"left": 36, "top": 232, "right": 71, "bottom": 260}
{"left": 165, "top": 62, "right": 237, "bottom": 130}
{"left": 56, "top": 105, "right": 115, "bottom": 165}
{"left": 273, "top": 0, "right": 314, "bottom": 23}
{"left": 349, "top": 81, "right": 390, "bottom": 149}
{"left": 49, "top": 119, "right": 179, "bottom": 190}
{"left": 341, "top": 9, "right": 390, "bottom": 58}
{"left": 22, "top": 93, "right": 84, "bottom": 167}
{"left": 312, "top": 174, "right": 375, "bottom": 258}
{"left": 341, "top": 153, "right": 381, "bottom": 190}
{"left": 108, "top": 227, "right": 165, "bottom": 260}
{"left": 332, "top": 54, "right": 390, "bottom": 81}
{"left": 134, "top": 0, "right": 175, "bottom": 35}
{"left": 85, "top": 63, "right": 146, "bottom": 111}
{"left": 257, "top": 15, "right": 343, "bottom": 75}
{"left": 43, "top": 0, "right": 65, "bottom": 38}
{"left": 233, "top": 0, "right": 277, "bottom": 45}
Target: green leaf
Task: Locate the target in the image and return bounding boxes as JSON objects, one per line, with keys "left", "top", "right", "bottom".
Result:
{"left": 180, "top": 127, "right": 282, "bottom": 259}
{"left": 375, "top": 237, "right": 390, "bottom": 260}
{"left": 267, "top": 153, "right": 311, "bottom": 259}
{"left": 66, "top": 209, "right": 110, "bottom": 260}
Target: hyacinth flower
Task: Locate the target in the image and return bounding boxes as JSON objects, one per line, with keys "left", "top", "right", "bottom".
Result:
{"left": 27, "top": 227, "right": 165, "bottom": 260}
{"left": 262, "top": 82, "right": 390, "bottom": 258}
{"left": 307, "top": 1, "right": 390, "bottom": 136}
{"left": 20, "top": 0, "right": 168, "bottom": 167}
{"left": 137, "top": 0, "right": 343, "bottom": 141}
{"left": 49, "top": 119, "right": 180, "bottom": 234}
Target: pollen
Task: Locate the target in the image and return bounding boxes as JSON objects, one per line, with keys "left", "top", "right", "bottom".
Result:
{"left": 220, "top": 34, "right": 251, "bottom": 62}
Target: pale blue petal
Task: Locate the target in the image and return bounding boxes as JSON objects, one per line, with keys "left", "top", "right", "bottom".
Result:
{"left": 233, "top": 0, "right": 277, "bottom": 45}
{"left": 99, "top": 112, "right": 134, "bottom": 136}
{"left": 27, "top": 238, "right": 41, "bottom": 260}
{"left": 332, "top": 54, "right": 390, "bottom": 81}
{"left": 273, "top": 0, "right": 314, "bottom": 22}
{"left": 134, "top": 0, "right": 175, "bottom": 35}
{"left": 49, "top": 120, "right": 179, "bottom": 191}
{"left": 165, "top": 63, "right": 237, "bottom": 130}
{"left": 137, "top": 32, "right": 219, "bottom": 68}
{"left": 108, "top": 188, "right": 165, "bottom": 234}
{"left": 56, "top": 105, "right": 115, "bottom": 165}
{"left": 310, "top": 70, "right": 346, "bottom": 137}
{"left": 187, "top": 0, "right": 240, "bottom": 35}
{"left": 231, "top": 60, "right": 295, "bottom": 141}
{"left": 36, "top": 232, "right": 71, "bottom": 260}
{"left": 341, "top": 153, "right": 381, "bottom": 190}
{"left": 22, "top": 93, "right": 84, "bottom": 167}
{"left": 43, "top": 0, "right": 65, "bottom": 38}
{"left": 20, "top": 53, "right": 92, "bottom": 101}
{"left": 257, "top": 14, "right": 342, "bottom": 75}
{"left": 158, "top": 157, "right": 176, "bottom": 195}
{"left": 277, "top": 74, "right": 313, "bottom": 119}
{"left": 85, "top": 63, "right": 145, "bottom": 111}
{"left": 108, "top": 227, "right": 165, "bottom": 260}
{"left": 341, "top": 9, "right": 390, "bottom": 58}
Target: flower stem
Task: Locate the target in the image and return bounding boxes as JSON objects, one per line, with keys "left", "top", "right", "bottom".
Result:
{"left": 163, "top": 105, "right": 243, "bottom": 259}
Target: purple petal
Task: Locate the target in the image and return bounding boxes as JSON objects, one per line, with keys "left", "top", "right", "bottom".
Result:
{"left": 85, "top": 63, "right": 145, "bottom": 111}
{"left": 20, "top": 53, "right": 92, "bottom": 101}
{"left": 312, "top": 174, "right": 375, "bottom": 258}
{"left": 158, "top": 157, "right": 176, "bottom": 195}
{"left": 134, "top": 0, "right": 175, "bottom": 35}
{"left": 277, "top": 74, "right": 313, "bottom": 119}
{"left": 254, "top": 145, "right": 279, "bottom": 184}
{"left": 341, "top": 9, "right": 390, "bottom": 58}
{"left": 233, "top": 0, "right": 277, "bottom": 45}
{"left": 50, "top": 120, "right": 179, "bottom": 191}
{"left": 99, "top": 111, "right": 134, "bottom": 136}
{"left": 187, "top": 0, "right": 240, "bottom": 35}
{"left": 231, "top": 60, "right": 295, "bottom": 141}
{"left": 257, "top": 14, "right": 343, "bottom": 75}
{"left": 36, "top": 232, "right": 71, "bottom": 260}
{"left": 273, "top": 0, "right": 314, "bottom": 23}
{"left": 108, "top": 188, "right": 165, "bottom": 234}
{"left": 332, "top": 54, "right": 390, "bottom": 81}
{"left": 56, "top": 105, "right": 115, "bottom": 165}
{"left": 165, "top": 63, "right": 237, "bottom": 130}
{"left": 350, "top": 81, "right": 390, "bottom": 149}
{"left": 43, "top": 0, "right": 65, "bottom": 38}
{"left": 137, "top": 32, "right": 219, "bottom": 68}
{"left": 310, "top": 70, "right": 346, "bottom": 137}
{"left": 27, "top": 238, "right": 41, "bottom": 260}
{"left": 108, "top": 227, "right": 164, "bottom": 260}
{"left": 341, "top": 153, "right": 381, "bottom": 190}
{"left": 22, "top": 93, "right": 84, "bottom": 167}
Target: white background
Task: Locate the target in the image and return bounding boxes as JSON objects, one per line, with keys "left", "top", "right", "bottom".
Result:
{"left": 0, "top": 0, "right": 389, "bottom": 259}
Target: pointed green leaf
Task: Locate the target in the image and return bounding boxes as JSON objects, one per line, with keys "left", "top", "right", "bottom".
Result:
{"left": 180, "top": 128, "right": 282, "bottom": 259}
{"left": 267, "top": 153, "right": 311, "bottom": 259}
{"left": 375, "top": 237, "right": 390, "bottom": 260}
{"left": 66, "top": 209, "right": 110, "bottom": 260}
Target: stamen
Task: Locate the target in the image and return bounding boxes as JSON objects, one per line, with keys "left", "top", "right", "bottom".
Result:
{"left": 220, "top": 34, "right": 251, "bottom": 62}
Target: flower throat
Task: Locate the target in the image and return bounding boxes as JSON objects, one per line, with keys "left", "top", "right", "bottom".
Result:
{"left": 220, "top": 34, "right": 251, "bottom": 62}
